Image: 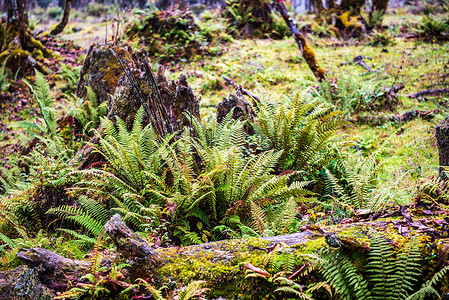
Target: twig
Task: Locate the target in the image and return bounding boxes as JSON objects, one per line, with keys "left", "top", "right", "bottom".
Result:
{"left": 288, "top": 263, "right": 308, "bottom": 280}
{"left": 222, "top": 76, "right": 261, "bottom": 104}
{"left": 353, "top": 55, "right": 373, "bottom": 73}
{"left": 273, "top": 0, "right": 326, "bottom": 81}
{"left": 407, "top": 87, "right": 449, "bottom": 99}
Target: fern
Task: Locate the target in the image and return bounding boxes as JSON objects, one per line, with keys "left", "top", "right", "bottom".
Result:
{"left": 406, "top": 264, "right": 449, "bottom": 300}
{"left": 47, "top": 195, "right": 110, "bottom": 237}
{"left": 22, "top": 69, "right": 57, "bottom": 136}
{"left": 251, "top": 90, "right": 344, "bottom": 174}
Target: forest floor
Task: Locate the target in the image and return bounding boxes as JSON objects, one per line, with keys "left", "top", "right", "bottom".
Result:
{"left": 0, "top": 5, "right": 448, "bottom": 299}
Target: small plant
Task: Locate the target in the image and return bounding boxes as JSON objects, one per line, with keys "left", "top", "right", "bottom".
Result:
{"left": 0, "top": 60, "right": 10, "bottom": 93}
{"left": 362, "top": 9, "right": 385, "bottom": 30}
{"left": 47, "top": 6, "right": 63, "bottom": 19}
{"left": 415, "top": 15, "right": 449, "bottom": 42}
{"left": 312, "top": 20, "right": 332, "bottom": 37}
{"left": 59, "top": 64, "right": 81, "bottom": 94}
{"left": 368, "top": 29, "right": 396, "bottom": 46}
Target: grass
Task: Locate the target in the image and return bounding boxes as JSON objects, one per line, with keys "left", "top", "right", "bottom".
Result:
{"left": 10, "top": 8, "right": 449, "bottom": 211}
{"left": 164, "top": 34, "right": 448, "bottom": 207}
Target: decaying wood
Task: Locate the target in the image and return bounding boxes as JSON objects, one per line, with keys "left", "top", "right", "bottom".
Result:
{"left": 436, "top": 116, "right": 449, "bottom": 179}
{"left": 222, "top": 75, "right": 261, "bottom": 104}
{"left": 104, "top": 214, "right": 160, "bottom": 264}
{"left": 8, "top": 210, "right": 449, "bottom": 298}
{"left": 353, "top": 109, "right": 439, "bottom": 125}
{"left": 16, "top": 248, "right": 90, "bottom": 285}
{"left": 407, "top": 87, "right": 449, "bottom": 99}
{"left": 273, "top": 0, "right": 326, "bottom": 80}
{"left": 353, "top": 55, "right": 373, "bottom": 73}
{"left": 216, "top": 88, "right": 255, "bottom": 132}
{"left": 72, "top": 43, "right": 201, "bottom": 169}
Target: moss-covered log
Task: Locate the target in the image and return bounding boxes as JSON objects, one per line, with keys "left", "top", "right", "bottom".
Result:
{"left": 3, "top": 212, "right": 448, "bottom": 299}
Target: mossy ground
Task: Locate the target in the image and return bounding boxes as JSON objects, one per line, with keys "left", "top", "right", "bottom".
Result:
{"left": 0, "top": 6, "right": 448, "bottom": 298}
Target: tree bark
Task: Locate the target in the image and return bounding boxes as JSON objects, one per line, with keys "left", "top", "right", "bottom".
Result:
{"left": 104, "top": 214, "right": 160, "bottom": 264}
{"left": 436, "top": 117, "right": 449, "bottom": 179}
{"left": 50, "top": 0, "right": 73, "bottom": 36}
{"left": 372, "top": 0, "right": 389, "bottom": 12}
{"left": 15, "top": 0, "right": 29, "bottom": 50}
{"left": 16, "top": 248, "right": 90, "bottom": 285}
{"left": 274, "top": 0, "right": 326, "bottom": 80}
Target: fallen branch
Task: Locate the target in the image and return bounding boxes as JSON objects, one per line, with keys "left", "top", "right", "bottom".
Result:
{"left": 353, "top": 109, "right": 439, "bottom": 125}
{"left": 273, "top": 0, "right": 326, "bottom": 80}
{"left": 353, "top": 55, "right": 373, "bottom": 73}
{"left": 222, "top": 76, "right": 261, "bottom": 104}
{"left": 407, "top": 87, "right": 449, "bottom": 99}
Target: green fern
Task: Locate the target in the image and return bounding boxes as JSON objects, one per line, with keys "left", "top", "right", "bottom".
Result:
{"left": 406, "top": 264, "right": 449, "bottom": 300}
{"left": 251, "top": 90, "right": 344, "bottom": 174}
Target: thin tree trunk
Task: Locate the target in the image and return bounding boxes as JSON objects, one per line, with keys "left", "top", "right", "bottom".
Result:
{"left": 15, "top": 0, "right": 29, "bottom": 50}
{"left": 274, "top": 0, "right": 326, "bottom": 81}
{"left": 50, "top": 0, "right": 73, "bottom": 36}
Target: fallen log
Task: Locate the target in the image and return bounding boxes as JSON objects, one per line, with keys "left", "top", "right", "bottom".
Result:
{"left": 353, "top": 55, "right": 373, "bottom": 73}
{"left": 352, "top": 109, "right": 439, "bottom": 126}
{"left": 16, "top": 248, "right": 90, "bottom": 285}
{"left": 222, "top": 75, "right": 261, "bottom": 104}
{"left": 6, "top": 212, "right": 449, "bottom": 299}
{"left": 436, "top": 116, "right": 449, "bottom": 179}
{"left": 407, "top": 87, "right": 449, "bottom": 99}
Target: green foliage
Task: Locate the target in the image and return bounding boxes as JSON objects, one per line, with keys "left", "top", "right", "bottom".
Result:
{"left": 323, "top": 150, "right": 386, "bottom": 214}
{"left": 18, "top": 70, "right": 57, "bottom": 137}
{"left": 362, "top": 9, "right": 385, "bottom": 30}
{"left": 251, "top": 90, "right": 344, "bottom": 175}
{"left": 406, "top": 264, "right": 449, "bottom": 299}
{"left": 47, "top": 6, "right": 63, "bottom": 19}
{"left": 368, "top": 29, "right": 396, "bottom": 47}
{"left": 306, "top": 235, "right": 422, "bottom": 300}
{"left": 126, "top": 8, "right": 228, "bottom": 63}
{"left": 312, "top": 20, "right": 333, "bottom": 38}
{"left": 313, "top": 75, "right": 390, "bottom": 114}
{"left": 47, "top": 196, "right": 110, "bottom": 244}
{"left": 415, "top": 15, "right": 449, "bottom": 42}
{"left": 59, "top": 64, "right": 81, "bottom": 94}
{"left": 0, "top": 60, "right": 10, "bottom": 93}
{"left": 224, "top": 0, "right": 284, "bottom": 39}
{"left": 368, "top": 236, "right": 421, "bottom": 300}
{"left": 68, "top": 86, "right": 108, "bottom": 135}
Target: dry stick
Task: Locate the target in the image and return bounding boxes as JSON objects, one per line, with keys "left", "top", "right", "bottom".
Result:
{"left": 273, "top": 0, "right": 326, "bottom": 81}
{"left": 407, "top": 87, "right": 449, "bottom": 99}
{"left": 222, "top": 75, "right": 261, "bottom": 103}
{"left": 109, "top": 49, "right": 172, "bottom": 138}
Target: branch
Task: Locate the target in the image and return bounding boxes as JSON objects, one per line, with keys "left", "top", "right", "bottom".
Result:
{"left": 407, "top": 87, "right": 449, "bottom": 99}
{"left": 273, "top": 0, "right": 326, "bottom": 80}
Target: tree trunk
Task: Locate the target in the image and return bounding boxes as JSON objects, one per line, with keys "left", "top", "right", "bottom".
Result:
{"left": 436, "top": 117, "right": 449, "bottom": 179}
{"left": 15, "top": 0, "right": 29, "bottom": 50}
{"left": 274, "top": 0, "right": 326, "bottom": 80}
{"left": 50, "top": 0, "right": 72, "bottom": 36}
{"left": 372, "top": 0, "right": 389, "bottom": 12}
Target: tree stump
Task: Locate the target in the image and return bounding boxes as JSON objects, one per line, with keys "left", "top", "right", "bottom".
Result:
{"left": 436, "top": 116, "right": 449, "bottom": 179}
{"left": 72, "top": 43, "right": 201, "bottom": 169}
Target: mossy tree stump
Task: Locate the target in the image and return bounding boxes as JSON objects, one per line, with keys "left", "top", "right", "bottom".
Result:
{"left": 72, "top": 43, "right": 201, "bottom": 169}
